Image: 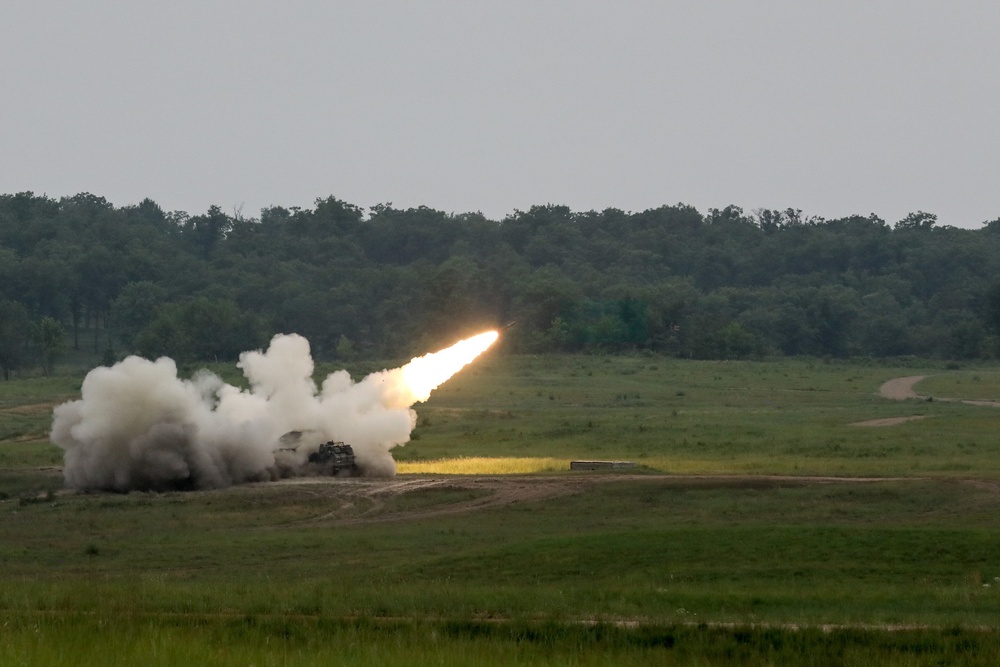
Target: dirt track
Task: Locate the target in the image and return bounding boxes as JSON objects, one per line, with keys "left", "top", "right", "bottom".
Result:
{"left": 279, "top": 475, "right": 580, "bottom": 526}
{"left": 878, "top": 375, "right": 1000, "bottom": 407}
{"left": 273, "top": 473, "right": 903, "bottom": 527}
{"left": 878, "top": 375, "right": 926, "bottom": 400}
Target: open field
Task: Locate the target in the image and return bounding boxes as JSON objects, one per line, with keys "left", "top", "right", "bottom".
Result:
{"left": 403, "top": 354, "right": 1000, "bottom": 477}
{"left": 3, "top": 355, "right": 1000, "bottom": 664}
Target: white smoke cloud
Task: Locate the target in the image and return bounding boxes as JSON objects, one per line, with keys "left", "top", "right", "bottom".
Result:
{"left": 50, "top": 333, "right": 433, "bottom": 492}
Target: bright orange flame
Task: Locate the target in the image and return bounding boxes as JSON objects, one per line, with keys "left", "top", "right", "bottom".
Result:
{"left": 401, "top": 330, "right": 499, "bottom": 402}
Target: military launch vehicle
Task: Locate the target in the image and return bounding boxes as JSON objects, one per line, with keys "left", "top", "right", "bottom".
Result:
{"left": 307, "top": 441, "right": 359, "bottom": 476}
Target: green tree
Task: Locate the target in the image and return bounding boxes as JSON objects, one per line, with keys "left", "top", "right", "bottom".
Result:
{"left": 110, "top": 281, "right": 168, "bottom": 349}
{"left": 856, "top": 290, "right": 910, "bottom": 356}
{"left": 335, "top": 335, "right": 355, "bottom": 361}
{"left": 982, "top": 282, "right": 1000, "bottom": 355}
{"left": 136, "top": 298, "right": 262, "bottom": 362}
{"left": 183, "top": 205, "right": 232, "bottom": 257}
{"left": 984, "top": 282, "right": 1000, "bottom": 332}
{"left": 0, "top": 300, "right": 32, "bottom": 379}
{"left": 511, "top": 266, "right": 583, "bottom": 352}
{"left": 895, "top": 211, "right": 937, "bottom": 230}
{"left": 948, "top": 319, "right": 987, "bottom": 359}
{"left": 35, "top": 316, "right": 66, "bottom": 375}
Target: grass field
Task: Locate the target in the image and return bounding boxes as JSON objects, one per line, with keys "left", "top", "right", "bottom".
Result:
{"left": 3, "top": 353, "right": 1000, "bottom": 665}
{"left": 402, "top": 354, "right": 1000, "bottom": 477}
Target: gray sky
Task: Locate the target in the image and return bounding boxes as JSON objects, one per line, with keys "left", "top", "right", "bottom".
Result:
{"left": 3, "top": 1, "right": 999, "bottom": 227}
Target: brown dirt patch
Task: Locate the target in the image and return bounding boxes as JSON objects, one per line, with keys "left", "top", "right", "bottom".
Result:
{"left": 960, "top": 399, "right": 1000, "bottom": 407}
{"left": 0, "top": 402, "right": 60, "bottom": 416}
{"left": 878, "top": 376, "right": 925, "bottom": 400}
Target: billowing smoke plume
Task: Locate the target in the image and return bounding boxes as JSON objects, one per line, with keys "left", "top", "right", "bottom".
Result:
{"left": 50, "top": 331, "right": 497, "bottom": 492}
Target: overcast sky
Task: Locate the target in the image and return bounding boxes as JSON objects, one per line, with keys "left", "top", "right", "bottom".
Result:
{"left": 2, "top": 1, "right": 999, "bottom": 227}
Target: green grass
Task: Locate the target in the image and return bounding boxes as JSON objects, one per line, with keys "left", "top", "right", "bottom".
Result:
{"left": 4, "top": 354, "right": 1000, "bottom": 663}
{"left": 3, "top": 476, "right": 1000, "bottom": 663}
{"left": 919, "top": 370, "right": 1000, "bottom": 402}
{"left": 397, "top": 456, "right": 569, "bottom": 474}
{"left": 404, "top": 354, "right": 1000, "bottom": 477}
{"left": 7, "top": 615, "right": 1000, "bottom": 666}
{"left": 3, "top": 478, "right": 1000, "bottom": 623}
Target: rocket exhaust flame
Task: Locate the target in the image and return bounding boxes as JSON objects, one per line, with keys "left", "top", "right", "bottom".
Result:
{"left": 399, "top": 331, "right": 499, "bottom": 404}
{"left": 50, "top": 330, "right": 499, "bottom": 492}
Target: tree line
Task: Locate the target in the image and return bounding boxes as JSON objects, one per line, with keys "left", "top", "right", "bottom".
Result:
{"left": 2, "top": 191, "right": 1000, "bottom": 375}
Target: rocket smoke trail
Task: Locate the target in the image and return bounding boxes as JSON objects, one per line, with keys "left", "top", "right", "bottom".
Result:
{"left": 50, "top": 331, "right": 498, "bottom": 492}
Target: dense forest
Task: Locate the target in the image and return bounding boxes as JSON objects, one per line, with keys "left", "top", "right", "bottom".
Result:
{"left": 2, "top": 191, "right": 1000, "bottom": 376}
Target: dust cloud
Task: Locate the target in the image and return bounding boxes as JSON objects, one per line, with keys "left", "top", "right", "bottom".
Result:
{"left": 50, "top": 332, "right": 496, "bottom": 492}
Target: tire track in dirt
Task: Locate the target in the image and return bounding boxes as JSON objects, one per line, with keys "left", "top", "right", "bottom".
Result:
{"left": 287, "top": 476, "right": 587, "bottom": 526}
{"left": 278, "top": 474, "right": 906, "bottom": 528}
{"left": 878, "top": 375, "right": 1000, "bottom": 407}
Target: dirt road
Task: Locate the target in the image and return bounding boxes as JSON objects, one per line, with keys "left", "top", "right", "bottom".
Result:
{"left": 878, "top": 376, "right": 926, "bottom": 400}
{"left": 273, "top": 473, "right": 902, "bottom": 528}
{"left": 878, "top": 375, "right": 1000, "bottom": 407}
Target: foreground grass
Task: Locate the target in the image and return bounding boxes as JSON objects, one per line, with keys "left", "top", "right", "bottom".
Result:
{"left": 4, "top": 615, "right": 1000, "bottom": 667}
{"left": 4, "top": 354, "right": 1000, "bottom": 663}
{"left": 3, "top": 478, "right": 1000, "bottom": 624}
{"left": 3, "top": 476, "right": 1000, "bottom": 664}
